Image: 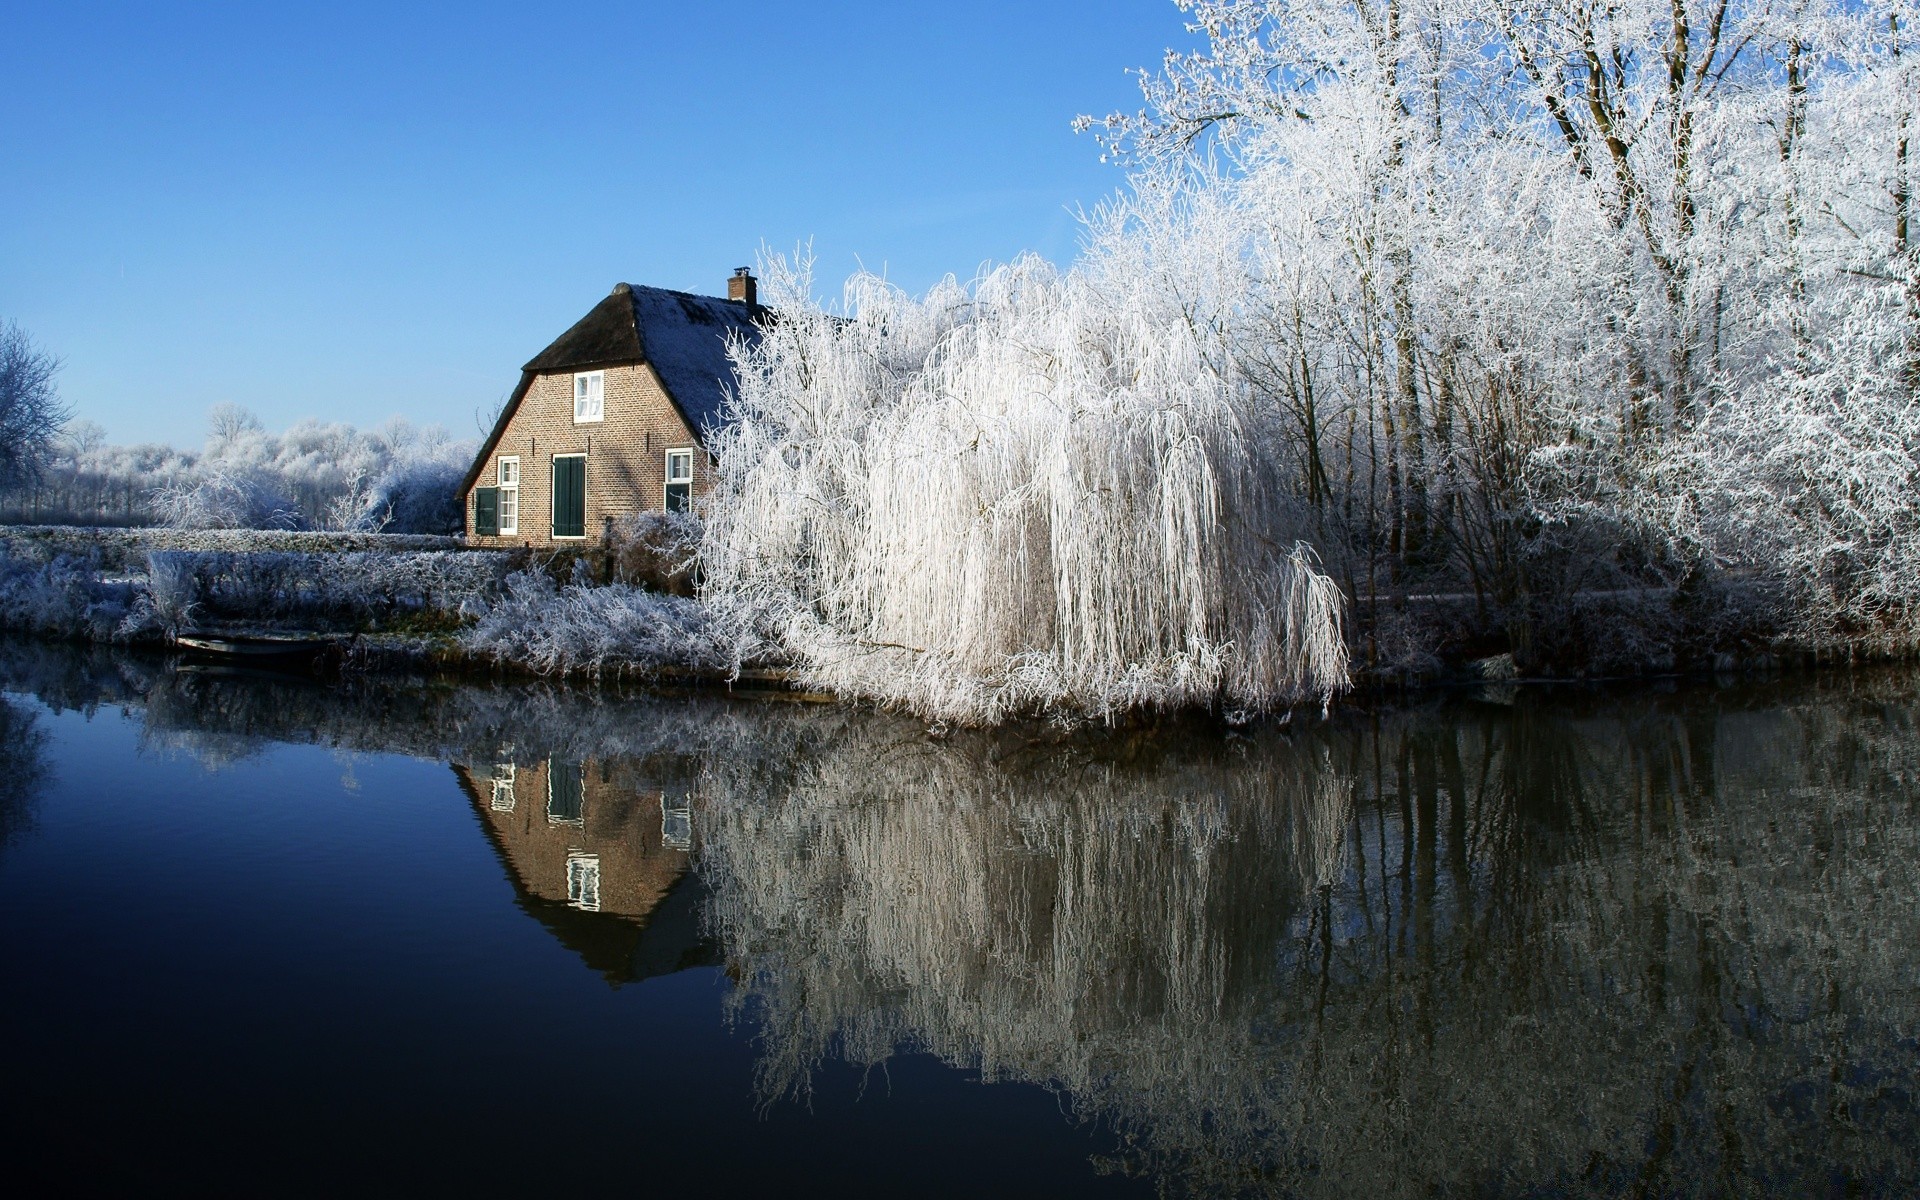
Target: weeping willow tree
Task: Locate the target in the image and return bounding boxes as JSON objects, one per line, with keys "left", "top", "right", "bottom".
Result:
{"left": 702, "top": 254, "right": 1349, "bottom": 725}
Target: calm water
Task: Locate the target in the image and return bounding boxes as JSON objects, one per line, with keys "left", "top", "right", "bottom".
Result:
{"left": 0, "top": 640, "right": 1916, "bottom": 1197}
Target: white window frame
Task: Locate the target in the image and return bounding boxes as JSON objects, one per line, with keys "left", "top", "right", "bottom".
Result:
{"left": 573, "top": 371, "right": 605, "bottom": 424}
{"left": 661, "top": 792, "right": 692, "bottom": 852}
{"left": 490, "top": 763, "right": 516, "bottom": 812}
{"left": 496, "top": 456, "right": 519, "bottom": 536}
{"left": 664, "top": 447, "right": 694, "bottom": 513}
{"left": 565, "top": 852, "right": 601, "bottom": 911}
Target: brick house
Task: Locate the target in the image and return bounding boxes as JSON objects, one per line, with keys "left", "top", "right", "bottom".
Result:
{"left": 450, "top": 756, "right": 714, "bottom": 985}
{"left": 462, "top": 270, "right": 762, "bottom": 546}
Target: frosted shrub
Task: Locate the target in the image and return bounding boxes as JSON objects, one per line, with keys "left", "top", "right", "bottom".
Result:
{"left": 0, "top": 526, "right": 463, "bottom": 572}
{"left": 0, "top": 548, "right": 143, "bottom": 641}
{"left": 344, "top": 455, "right": 468, "bottom": 535}
{"left": 150, "top": 467, "right": 304, "bottom": 530}
{"left": 461, "top": 568, "right": 733, "bottom": 678}
{"left": 608, "top": 511, "right": 700, "bottom": 595}
{"left": 704, "top": 255, "right": 1349, "bottom": 724}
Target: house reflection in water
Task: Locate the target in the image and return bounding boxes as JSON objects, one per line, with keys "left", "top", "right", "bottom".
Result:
{"left": 450, "top": 756, "right": 716, "bottom": 986}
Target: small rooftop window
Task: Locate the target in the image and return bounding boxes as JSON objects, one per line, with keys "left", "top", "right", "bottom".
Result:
{"left": 574, "top": 371, "right": 604, "bottom": 424}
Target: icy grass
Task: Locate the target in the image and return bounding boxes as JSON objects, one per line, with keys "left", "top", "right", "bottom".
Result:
{"left": 704, "top": 256, "right": 1350, "bottom": 725}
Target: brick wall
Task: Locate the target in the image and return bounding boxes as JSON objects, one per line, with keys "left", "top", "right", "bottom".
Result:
{"left": 465, "top": 362, "right": 712, "bottom": 547}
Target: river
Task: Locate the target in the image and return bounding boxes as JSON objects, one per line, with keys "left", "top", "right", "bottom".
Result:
{"left": 0, "top": 639, "right": 1914, "bottom": 1196}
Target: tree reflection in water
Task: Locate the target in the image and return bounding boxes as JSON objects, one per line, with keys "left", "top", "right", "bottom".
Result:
{"left": 1, "top": 635, "right": 1914, "bottom": 1196}
{"left": 0, "top": 694, "right": 50, "bottom": 853}
{"left": 696, "top": 692, "right": 1920, "bottom": 1197}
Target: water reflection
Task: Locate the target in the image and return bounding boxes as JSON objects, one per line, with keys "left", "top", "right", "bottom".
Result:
{"left": 2, "top": 636, "right": 1916, "bottom": 1196}
{"left": 448, "top": 755, "right": 715, "bottom": 985}
{"left": 0, "top": 694, "right": 49, "bottom": 853}
{"left": 695, "top": 699, "right": 1920, "bottom": 1195}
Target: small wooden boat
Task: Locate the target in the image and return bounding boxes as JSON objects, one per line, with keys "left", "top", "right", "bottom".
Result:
{"left": 172, "top": 632, "right": 343, "bottom": 670}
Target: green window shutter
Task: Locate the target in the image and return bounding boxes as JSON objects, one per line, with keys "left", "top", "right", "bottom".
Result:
{"left": 547, "top": 758, "right": 584, "bottom": 824}
{"left": 473, "top": 487, "right": 499, "bottom": 536}
{"left": 553, "top": 457, "right": 586, "bottom": 538}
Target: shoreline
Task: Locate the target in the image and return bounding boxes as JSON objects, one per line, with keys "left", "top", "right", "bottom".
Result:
{"left": 1, "top": 525, "right": 1897, "bottom": 728}
{"left": 9, "top": 620, "right": 1863, "bottom": 729}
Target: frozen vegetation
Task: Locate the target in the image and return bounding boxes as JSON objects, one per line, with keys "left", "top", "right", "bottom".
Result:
{"left": 4, "top": 403, "right": 473, "bottom": 534}
{"left": 0, "top": 525, "right": 461, "bottom": 571}
{"left": 0, "top": 546, "right": 146, "bottom": 641}
{"left": 10, "top": 2, "right": 1920, "bottom": 723}
{"left": 0, "top": 542, "right": 513, "bottom": 642}
{"left": 458, "top": 567, "right": 736, "bottom": 679}
{"left": 0, "top": 530, "right": 733, "bottom": 682}
{"left": 144, "top": 549, "right": 514, "bottom": 631}
{"left": 707, "top": 257, "right": 1350, "bottom": 723}
{"left": 699, "top": 0, "right": 1920, "bottom": 719}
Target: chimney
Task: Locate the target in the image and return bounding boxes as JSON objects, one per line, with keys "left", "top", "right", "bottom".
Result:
{"left": 728, "top": 266, "right": 757, "bottom": 308}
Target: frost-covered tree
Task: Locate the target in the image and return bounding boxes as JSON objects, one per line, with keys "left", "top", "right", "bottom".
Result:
{"left": 1069, "top": 0, "right": 1920, "bottom": 667}
{"left": 0, "top": 322, "right": 70, "bottom": 494}
{"left": 704, "top": 253, "right": 1350, "bottom": 724}
{"left": 708, "top": 0, "right": 1920, "bottom": 702}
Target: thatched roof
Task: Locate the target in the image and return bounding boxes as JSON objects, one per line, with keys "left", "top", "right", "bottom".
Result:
{"left": 463, "top": 282, "right": 765, "bottom": 496}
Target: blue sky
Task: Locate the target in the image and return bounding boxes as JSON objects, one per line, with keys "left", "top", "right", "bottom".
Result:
{"left": 0, "top": 1, "right": 1192, "bottom": 446}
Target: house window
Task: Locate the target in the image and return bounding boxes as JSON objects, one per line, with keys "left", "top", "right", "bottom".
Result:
{"left": 490, "top": 763, "right": 516, "bottom": 812}
{"left": 573, "top": 371, "right": 604, "bottom": 424}
{"left": 547, "top": 758, "right": 585, "bottom": 826}
{"left": 496, "top": 457, "right": 519, "bottom": 535}
{"left": 661, "top": 791, "right": 692, "bottom": 851}
{"left": 566, "top": 852, "right": 601, "bottom": 911}
{"left": 552, "top": 454, "right": 587, "bottom": 539}
{"left": 664, "top": 448, "right": 694, "bottom": 513}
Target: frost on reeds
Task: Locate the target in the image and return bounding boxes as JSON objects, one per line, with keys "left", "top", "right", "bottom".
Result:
{"left": 703, "top": 255, "right": 1349, "bottom": 724}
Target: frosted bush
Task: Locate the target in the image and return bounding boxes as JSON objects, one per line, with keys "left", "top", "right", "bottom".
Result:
{"left": 461, "top": 568, "right": 734, "bottom": 678}
{"left": 0, "top": 548, "right": 143, "bottom": 641}
{"left": 342, "top": 454, "right": 468, "bottom": 535}
{"left": 608, "top": 511, "right": 700, "bottom": 594}
{"left": 150, "top": 467, "right": 304, "bottom": 530}
{"left": 704, "top": 254, "right": 1349, "bottom": 724}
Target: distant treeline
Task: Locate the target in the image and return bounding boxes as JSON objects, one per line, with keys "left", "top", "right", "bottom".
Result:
{"left": 1, "top": 402, "right": 474, "bottom": 535}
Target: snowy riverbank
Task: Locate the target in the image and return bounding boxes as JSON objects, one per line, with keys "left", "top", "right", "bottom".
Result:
{"left": 0, "top": 529, "right": 749, "bottom": 686}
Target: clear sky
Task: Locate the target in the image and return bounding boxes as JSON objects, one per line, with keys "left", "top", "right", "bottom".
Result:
{"left": 0, "top": 1, "right": 1192, "bottom": 446}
